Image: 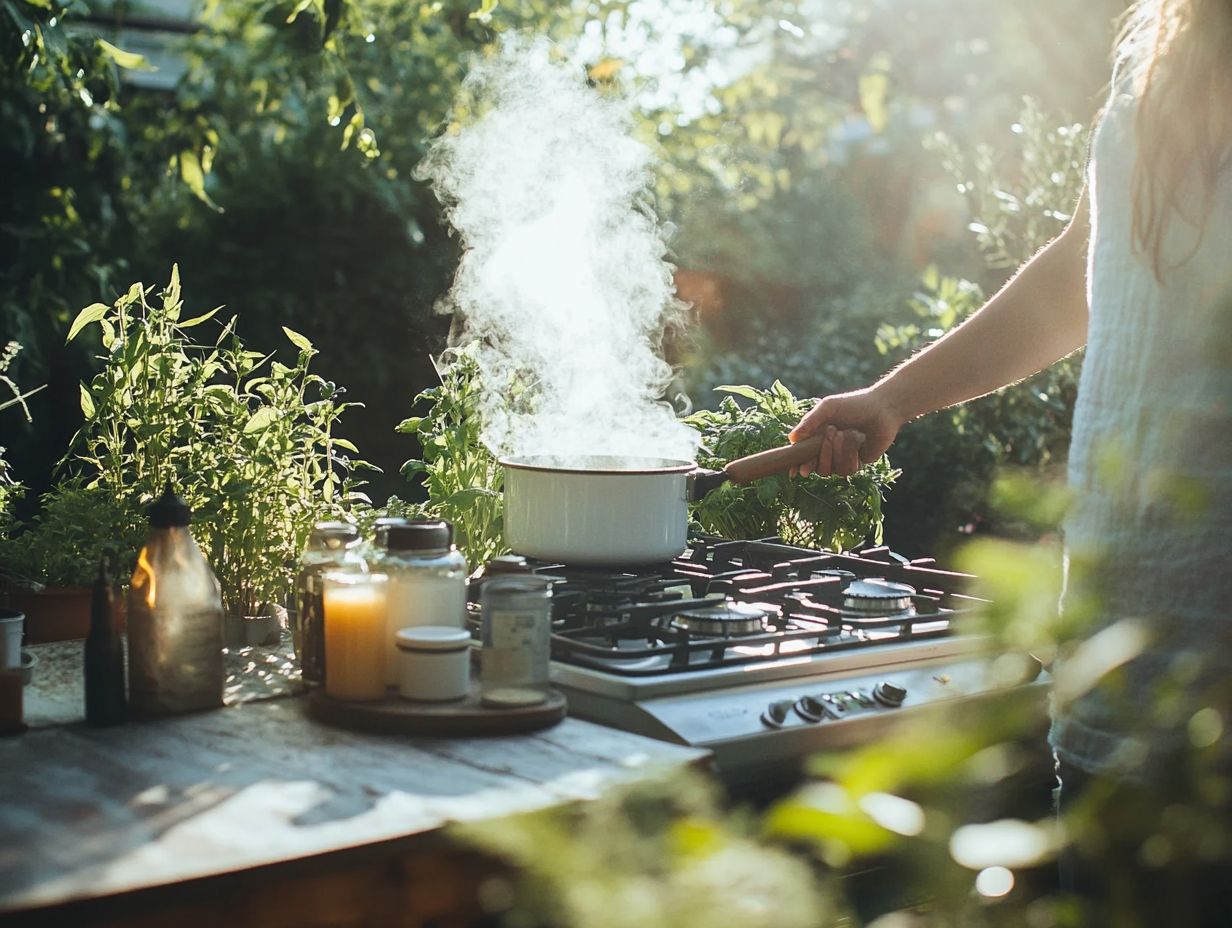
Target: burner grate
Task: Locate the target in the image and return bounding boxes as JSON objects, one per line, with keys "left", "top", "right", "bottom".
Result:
{"left": 495, "top": 536, "right": 983, "bottom": 677}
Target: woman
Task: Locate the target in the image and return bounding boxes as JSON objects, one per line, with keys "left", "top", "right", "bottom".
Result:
{"left": 792, "top": 0, "right": 1231, "bottom": 920}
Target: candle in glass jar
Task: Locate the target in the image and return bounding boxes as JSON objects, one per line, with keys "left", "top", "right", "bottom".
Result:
{"left": 323, "top": 573, "right": 387, "bottom": 701}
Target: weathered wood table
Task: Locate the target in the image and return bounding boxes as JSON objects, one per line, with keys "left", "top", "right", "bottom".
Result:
{"left": 0, "top": 643, "right": 710, "bottom": 927}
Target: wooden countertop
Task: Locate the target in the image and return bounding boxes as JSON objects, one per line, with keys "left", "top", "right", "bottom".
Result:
{"left": 1, "top": 644, "right": 710, "bottom": 921}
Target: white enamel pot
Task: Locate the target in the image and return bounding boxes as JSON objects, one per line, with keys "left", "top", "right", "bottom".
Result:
{"left": 500, "top": 432, "right": 837, "bottom": 566}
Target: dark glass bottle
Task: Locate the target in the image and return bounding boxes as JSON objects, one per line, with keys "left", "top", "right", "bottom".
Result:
{"left": 85, "top": 556, "right": 127, "bottom": 726}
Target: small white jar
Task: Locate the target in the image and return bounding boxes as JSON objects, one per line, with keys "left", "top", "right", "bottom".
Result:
{"left": 395, "top": 626, "right": 471, "bottom": 702}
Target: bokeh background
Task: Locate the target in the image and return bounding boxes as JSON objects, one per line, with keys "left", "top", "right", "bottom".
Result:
{"left": 2, "top": 0, "right": 1127, "bottom": 554}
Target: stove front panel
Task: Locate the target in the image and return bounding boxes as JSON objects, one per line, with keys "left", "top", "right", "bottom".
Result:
{"left": 557, "top": 651, "right": 1048, "bottom": 793}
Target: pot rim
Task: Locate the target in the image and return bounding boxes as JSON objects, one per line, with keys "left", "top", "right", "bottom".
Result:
{"left": 500, "top": 454, "right": 697, "bottom": 476}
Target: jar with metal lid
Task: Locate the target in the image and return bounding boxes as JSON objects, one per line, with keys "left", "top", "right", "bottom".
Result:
{"left": 373, "top": 519, "right": 468, "bottom": 686}
{"left": 479, "top": 575, "right": 553, "bottom": 707}
{"left": 295, "top": 521, "right": 365, "bottom": 685}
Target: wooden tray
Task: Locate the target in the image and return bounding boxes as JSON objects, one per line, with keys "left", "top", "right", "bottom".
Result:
{"left": 306, "top": 683, "right": 567, "bottom": 736}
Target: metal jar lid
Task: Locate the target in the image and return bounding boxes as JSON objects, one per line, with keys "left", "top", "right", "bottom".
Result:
{"left": 308, "top": 521, "right": 360, "bottom": 550}
{"left": 480, "top": 575, "right": 553, "bottom": 596}
{"left": 395, "top": 626, "right": 472, "bottom": 653}
{"left": 386, "top": 519, "right": 454, "bottom": 552}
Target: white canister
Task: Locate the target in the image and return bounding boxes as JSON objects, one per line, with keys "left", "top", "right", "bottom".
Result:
{"left": 374, "top": 520, "right": 468, "bottom": 687}
{"left": 396, "top": 626, "right": 471, "bottom": 702}
{"left": 0, "top": 610, "right": 23, "bottom": 671}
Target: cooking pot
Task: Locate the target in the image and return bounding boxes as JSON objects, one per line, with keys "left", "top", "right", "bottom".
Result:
{"left": 500, "top": 432, "right": 839, "bottom": 566}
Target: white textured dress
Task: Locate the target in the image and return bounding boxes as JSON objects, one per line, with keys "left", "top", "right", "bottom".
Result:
{"left": 1049, "top": 76, "right": 1232, "bottom": 782}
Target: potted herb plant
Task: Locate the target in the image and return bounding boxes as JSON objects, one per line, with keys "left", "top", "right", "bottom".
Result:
{"left": 0, "top": 484, "right": 144, "bottom": 641}
{"left": 61, "top": 267, "right": 369, "bottom": 646}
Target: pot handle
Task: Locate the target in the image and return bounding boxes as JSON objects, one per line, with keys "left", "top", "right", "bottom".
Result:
{"left": 724, "top": 431, "right": 866, "bottom": 485}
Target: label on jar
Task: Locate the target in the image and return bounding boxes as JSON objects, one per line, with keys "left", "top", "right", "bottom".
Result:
{"left": 483, "top": 610, "right": 548, "bottom": 688}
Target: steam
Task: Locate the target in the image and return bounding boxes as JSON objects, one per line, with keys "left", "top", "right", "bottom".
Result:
{"left": 417, "top": 37, "right": 699, "bottom": 463}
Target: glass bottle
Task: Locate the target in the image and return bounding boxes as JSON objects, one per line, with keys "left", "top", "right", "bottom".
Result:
{"left": 479, "top": 575, "right": 553, "bottom": 707}
{"left": 373, "top": 520, "right": 467, "bottom": 687}
{"left": 294, "top": 521, "right": 364, "bottom": 686}
{"left": 127, "top": 483, "right": 224, "bottom": 717}
{"left": 85, "top": 555, "right": 126, "bottom": 726}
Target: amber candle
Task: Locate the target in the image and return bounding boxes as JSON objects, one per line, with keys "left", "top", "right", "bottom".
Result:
{"left": 323, "top": 573, "right": 388, "bottom": 701}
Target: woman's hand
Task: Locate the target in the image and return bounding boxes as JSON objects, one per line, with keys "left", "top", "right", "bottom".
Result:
{"left": 789, "top": 385, "right": 906, "bottom": 477}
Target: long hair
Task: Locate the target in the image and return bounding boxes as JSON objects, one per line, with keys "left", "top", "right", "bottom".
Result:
{"left": 1115, "top": 0, "right": 1232, "bottom": 280}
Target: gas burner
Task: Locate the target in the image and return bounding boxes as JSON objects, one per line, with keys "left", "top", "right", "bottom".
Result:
{"left": 842, "top": 579, "right": 917, "bottom": 616}
{"left": 670, "top": 602, "right": 768, "bottom": 637}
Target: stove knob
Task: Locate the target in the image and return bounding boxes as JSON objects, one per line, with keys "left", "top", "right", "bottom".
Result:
{"left": 873, "top": 681, "right": 907, "bottom": 708}
{"left": 761, "top": 699, "right": 795, "bottom": 729}
{"left": 794, "top": 696, "right": 825, "bottom": 723}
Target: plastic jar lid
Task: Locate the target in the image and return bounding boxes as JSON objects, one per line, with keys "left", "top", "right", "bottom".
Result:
{"left": 386, "top": 520, "right": 454, "bottom": 552}
{"left": 395, "top": 626, "right": 471, "bottom": 652}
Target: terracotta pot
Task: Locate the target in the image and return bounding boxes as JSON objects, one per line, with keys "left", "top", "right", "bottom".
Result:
{"left": 3, "top": 587, "right": 128, "bottom": 643}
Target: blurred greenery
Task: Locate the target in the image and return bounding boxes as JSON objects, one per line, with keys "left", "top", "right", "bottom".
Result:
{"left": 452, "top": 470, "right": 1229, "bottom": 928}
{"left": 684, "top": 381, "right": 898, "bottom": 550}
{"left": 3, "top": 0, "right": 1121, "bottom": 518}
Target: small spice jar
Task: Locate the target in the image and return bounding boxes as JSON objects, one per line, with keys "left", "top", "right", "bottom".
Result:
{"left": 479, "top": 575, "right": 553, "bottom": 707}
{"left": 395, "top": 626, "right": 471, "bottom": 701}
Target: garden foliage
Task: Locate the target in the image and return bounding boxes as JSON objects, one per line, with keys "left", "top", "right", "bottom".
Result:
{"left": 685, "top": 382, "right": 897, "bottom": 551}
{"left": 396, "top": 348, "right": 505, "bottom": 569}
{"left": 30, "top": 268, "right": 368, "bottom": 614}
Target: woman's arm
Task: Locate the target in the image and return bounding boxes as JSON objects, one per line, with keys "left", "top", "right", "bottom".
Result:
{"left": 791, "top": 187, "right": 1091, "bottom": 477}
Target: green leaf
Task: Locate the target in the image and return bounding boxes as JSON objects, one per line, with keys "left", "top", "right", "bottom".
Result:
{"left": 400, "top": 460, "right": 427, "bottom": 476}
{"left": 97, "top": 38, "right": 153, "bottom": 72}
{"left": 755, "top": 477, "right": 782, "bottom": 506}
{"left": 286, "top": 0, "right": 315, "bottom": 23}
{"left": 395, "top": 416, "right": 423, "bottom": 434}
{"left": 332, "top": 438, "right": 359, "bottom": 453}
{"left": 470, "top": 0, "right": 498, "bottom": 18}
{"left": 858, "top": 70, "right": 890, "bottom": 134}
{"left": 66, "top": 303, "right": 109, "bottom": 343}
{"left": 444, "top": 487, "right": 500, "bottom": 508}
{"left": 166, "top": 263, "right": 181, "bottom": 308}
{"left": 179, "top": 150, "right": 221, "bottom": 211}
{"left": 282, "top": 326, "right": 315, "bottom": 353}
{"left": 714, "top": 384, "right": 765, "bottom": 402}
{"left": 179, "top": 306, "right": 222, "bottom": 329}
{"left": 244, "top": 407, "right": 278, "bottom": 434}
{"left": 79, "top": 384, "right": 95, "bottom": 419}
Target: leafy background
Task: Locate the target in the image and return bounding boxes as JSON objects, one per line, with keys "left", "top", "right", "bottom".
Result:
{"left": 3, "top": 0, "right": 1122, "bottom": 558}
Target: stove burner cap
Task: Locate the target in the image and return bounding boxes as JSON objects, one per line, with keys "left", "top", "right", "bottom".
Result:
{"left": 842, "top": 579, "right": 916, "bottom": 615}
{"left": 671, "top": 602, "right": 768, "bottom": 637}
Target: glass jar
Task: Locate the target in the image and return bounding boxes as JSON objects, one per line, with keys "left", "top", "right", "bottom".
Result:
{"left": 295, "top": 521, "right": 364, "bottom": 686}
{"left": 322, "top": 571, "right": 388, "bottom": 701}
{"left": 373, "top": 520, "right": 468, "bottom": 687}
{"left": 479, "top": 575, "right": 553, "bottom": 707}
